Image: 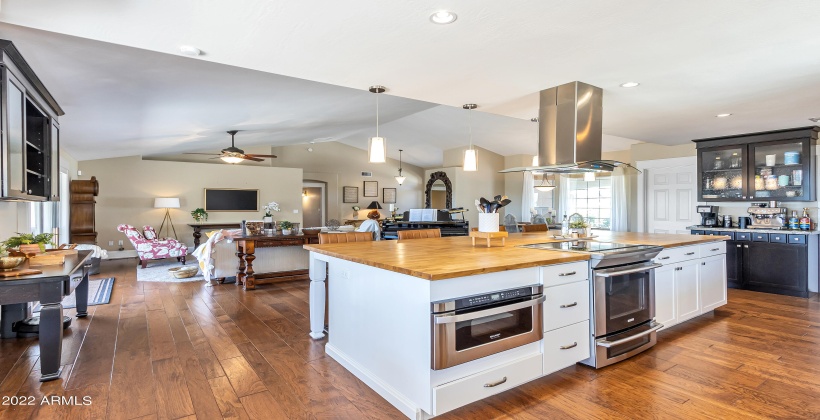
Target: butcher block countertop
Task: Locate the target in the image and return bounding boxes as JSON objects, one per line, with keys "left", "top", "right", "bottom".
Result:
{"left": 304, "top": 231, "right": 728, "bottom": 280}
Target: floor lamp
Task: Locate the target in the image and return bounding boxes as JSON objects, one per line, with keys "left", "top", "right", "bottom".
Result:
{"left": 154, "top": 197, "right": 180, "bottom": 240}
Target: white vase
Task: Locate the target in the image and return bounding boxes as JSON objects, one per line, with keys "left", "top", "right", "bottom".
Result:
{"left": 263, "top": 216, "right": 272, "bottom": 223}
{"left": 282, "top": 229, "right": 292, "bottom": 235}
{"left": 478, "top": 213, "right": 500, "bottom": 232}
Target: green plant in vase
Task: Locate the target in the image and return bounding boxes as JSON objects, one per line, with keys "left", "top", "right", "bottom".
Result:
{"left": 279, "top": 220, "right": 293, "bottom": 235}
{"left": 191, "top": 208, "right": 208, "bottom": 223}
{"left": 5, "top": 232, "right": 56, "bottom": 253}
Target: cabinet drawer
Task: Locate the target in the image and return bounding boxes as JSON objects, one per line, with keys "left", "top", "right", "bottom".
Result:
{"left": 699, "top": 242, "right": 726, "bottom": 258}
{"left": 690, "top": 230, "right": 705, "bottom": 235}
{"left": 543, "top": 320, "right": 590, "bottom": 375}
{"left": 735, "top": 232, "right": 751, "bottom": 241}
{"left": 751, "top": 233, "right": 769, "bottom": 242}
{"left": 543, "top": 281, "right": 589, "bottom": 332}
{"left": 769, "top": 233, "right": 787, "bottom": 243}
{"left": 788, "top": 234, "right": 807, "bottom": 245}
{"left": 540, "top": 261, "right": 588, "bottom": 287}
{"left": 719, "top": 231, "right": 735, "bottom": 240}
{"left": 653, "top": 245, "right": 699, "bottom": 265}
{"left": 433, "top": 352, "right": 542, "bottom": 415}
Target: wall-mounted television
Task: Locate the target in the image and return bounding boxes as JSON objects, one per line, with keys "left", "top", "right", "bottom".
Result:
{"left": 204, "top": 188, "right": 259, "bottom": 212}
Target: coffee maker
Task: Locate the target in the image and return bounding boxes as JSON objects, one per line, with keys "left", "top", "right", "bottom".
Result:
{"left": 697, "top": 205, "right": 719, "bottom": 227}
{"left": 747, "top": 203, "right": 787, "bottom": 229}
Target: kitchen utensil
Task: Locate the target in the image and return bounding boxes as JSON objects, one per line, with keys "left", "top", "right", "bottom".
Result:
{"left": 768, "top": 200, "right": 778, "bottom": 208}
{"left": 765, "top": 154, "right": 776, "bottom": 167}
{"left": 738, "top": 217, "right": 751, "bottom": 229}
{"left": 723, "top": 215, "right": 733, "bottom": 228}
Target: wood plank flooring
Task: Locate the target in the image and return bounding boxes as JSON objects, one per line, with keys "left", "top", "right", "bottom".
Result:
{"left": 0, "top": 258, "right": 818, "bottom": 419}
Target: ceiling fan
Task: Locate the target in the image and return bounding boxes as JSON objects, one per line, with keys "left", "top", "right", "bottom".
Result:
{"left": 184, "top": 130, "right": 278, "bottom": 163}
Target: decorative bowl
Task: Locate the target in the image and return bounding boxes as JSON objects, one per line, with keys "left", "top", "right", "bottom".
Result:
{"left": 168, "top": 266, "right": 199, "bottom": 279}
{"left": 302, "top": 228, "right": 321, "bottom": 236}
{"left": 245, "top": 221, "right": 264, "bottom": 236}
{"left": 0, "top": 256, "right": 27, "bottom": 271}
{"left": 326, "top": 219, "right": 341, "bottom": 231}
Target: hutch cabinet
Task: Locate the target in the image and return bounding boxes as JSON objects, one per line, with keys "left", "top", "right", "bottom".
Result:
{"left": 694, "top": 126, "right": 818, "bottom": 202}
{"left": 0, "top": 39, "right": 64, "bottom": 202}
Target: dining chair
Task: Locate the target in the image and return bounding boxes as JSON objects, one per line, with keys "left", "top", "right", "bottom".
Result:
{"left": 522, "top": 224, "right": 549, "bottom": 233}
{"left": 397, "top": 228, "right": 442, "bottom": 240}
{"left": 318, "top": 231, "right": 374, "bottom": 330}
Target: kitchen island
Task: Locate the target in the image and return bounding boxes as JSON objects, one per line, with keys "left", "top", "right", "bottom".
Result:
{"left": 304, "top": 232, "right": 728, "bottom": 419}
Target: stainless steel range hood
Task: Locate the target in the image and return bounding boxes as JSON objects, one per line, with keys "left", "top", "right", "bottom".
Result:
{"left": 500, "top": 81, "right": 637, "bottom": 174}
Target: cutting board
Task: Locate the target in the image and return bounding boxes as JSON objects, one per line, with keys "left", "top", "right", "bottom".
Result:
{"left": 0, "top": 269, "right": 43, "bottom": 278}
{"left": 29, "top": 254, "right": 65, "bottom": 267}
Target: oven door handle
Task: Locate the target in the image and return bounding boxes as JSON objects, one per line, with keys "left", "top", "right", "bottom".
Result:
{"left": 434, "top": 296, "right": 546, "bottom": 325}
{"left": 596, "top": 322, "right": 664, "bottom": 348}
{"left": 595, "top": 263, "right": 663, "bottom": 278}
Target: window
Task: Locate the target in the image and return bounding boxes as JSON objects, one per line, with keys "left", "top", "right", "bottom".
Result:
{"left": 565, "top": 175, "right": 612, "bottom": 229}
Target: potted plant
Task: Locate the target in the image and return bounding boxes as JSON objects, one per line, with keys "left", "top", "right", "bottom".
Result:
{"left": 191, "top": 208, "right": 208, "bottom": 223}
{"left": 264, "top": 201, "right": 281, "bottom": 223}
{"left": 352, "top": 205, "right": 361, "bottom": 220}
{"left": 280, "top": 220, "right": 293, "bottom": 235}
{"left": 5, "top": 232, "right": 56, "bottom": 255}
{"left": 568, "top": 215, "right": 590, "bottom": 237}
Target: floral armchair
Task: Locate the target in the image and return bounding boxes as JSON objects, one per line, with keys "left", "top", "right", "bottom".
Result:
{"left": 117, "top": 224, "right": 188, "bottom": 268}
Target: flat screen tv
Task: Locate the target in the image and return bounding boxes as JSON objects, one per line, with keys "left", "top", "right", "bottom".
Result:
{"left": 204, "top": 188, "right": 259, "bottom": 212}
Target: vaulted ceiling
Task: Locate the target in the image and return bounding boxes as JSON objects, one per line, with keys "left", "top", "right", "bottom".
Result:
{"left": 1, "top": 1, "right": 818, "bottom": 167}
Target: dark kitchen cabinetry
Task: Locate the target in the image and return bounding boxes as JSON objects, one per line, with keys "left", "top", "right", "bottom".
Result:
{"left": 0, "top": 39, "right": 64, "bottom": 201}
{"left": 694, "top": 127, "right": 818, "bottom": 202}
{"left": 726, "top": 236, "right": 810, "bottom": 298}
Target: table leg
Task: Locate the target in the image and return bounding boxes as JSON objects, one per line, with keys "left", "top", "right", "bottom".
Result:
{"left": 75, "top": 264, "right": 91, "bottom": 318}
{"left": 193, "top": 227, "right": 202, "bottom": 249}
{"left": 486, "top": 238, "right": 491, "bottom": 248}
{"left": 243, "top": 250, "right": 256, "bottom": 291}
{"left": 236, "top": 244, "right": 246, "bottom": 287}
{"left": 309, "top": 254, "right": 327, "bottom": 339}
{"left": 471, "top": 237, "right": 476, "bottom": 246}
{"left": 39, "top": 302, "right": 64, "bottom": 381}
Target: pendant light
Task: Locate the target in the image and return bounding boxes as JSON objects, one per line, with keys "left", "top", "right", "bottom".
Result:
{"left": 535, "top": 173, "right": 556, "bottom": 192}
{"left": 368, "top": 85, "right": 387, "bottom": 163}
{"left": 395, "top": 149, "right": 406, "bottom": 185}
{"left": 584, "top": 172, "right": 596, "bottom": 182}
{"left": 463, "top": 104, "right": 477, "bottom": 171}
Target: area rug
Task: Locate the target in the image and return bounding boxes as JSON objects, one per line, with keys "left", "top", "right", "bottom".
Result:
{"left": 136, "top": 260, "right": 205, "bottom": 283}
{"left": 33, "top": 277, "right": 115, "bottom": 312}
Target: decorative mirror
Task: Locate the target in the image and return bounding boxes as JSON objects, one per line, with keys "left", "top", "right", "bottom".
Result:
{"left": 424, "top": 171, "right": 452, "bottom": 209}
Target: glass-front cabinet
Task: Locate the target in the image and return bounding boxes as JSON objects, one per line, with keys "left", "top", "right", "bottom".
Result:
{"left": 695, "top": 127, "right": 817, "bottom": 202}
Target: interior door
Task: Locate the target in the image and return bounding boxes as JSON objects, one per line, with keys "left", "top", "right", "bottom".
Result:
{"left": 302, "top": 185, "right": 324, "bottom": 228}
{"left": 646, "top": 164, "right": 698, "bottom": 234}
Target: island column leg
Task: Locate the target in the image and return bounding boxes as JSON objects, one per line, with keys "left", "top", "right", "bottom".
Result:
{"left": 236, "top": 242, "right": 246, "bottom": 287}
{"left": 242, "top": 241, "right": 256, "bottom": 291}
{"left": 309, "top": 253, "right": 327, "bottom": 339}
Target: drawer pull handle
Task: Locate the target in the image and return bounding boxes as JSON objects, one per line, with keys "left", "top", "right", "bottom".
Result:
{"left": 684, "top": 252, "right": 695, "bottom": 256}
{"left": 710, "top": 248, "right": 719, "bottom": 251}
{"left": 702, "top": 262, "right": 706, "bottom": 266}
{"left": 560, "top": 342, "right": 578, "bottom": 350}
{"left": 675, "top": 267, "right": 682, "bottom": 271}
{"left": 737, "top": 244, "right": 741, "bottom": 248}
{"left": 560, "top": 302, "right": 578, "bottom": 308}
{"left": 559, "top": 271, "right": 577, "bottom": 277}
{"left": 744, "top": 245, "right": 749, "bottom": 248}
{"left": 484, "top": 377, "right": 507, "bottom": 388}
{"left": 658, "top": 256, "right": 670, "bottom": 260}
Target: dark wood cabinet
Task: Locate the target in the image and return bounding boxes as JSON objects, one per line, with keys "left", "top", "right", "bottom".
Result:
{"left": 725, "top": 240, "right": 742, "bottom": 289}
{"left": 69, "top": 177, "right": 99, "bottom": 244}
{"left": 694, "top": 127, "right": 818, "bottom": 202}
{"left": 725, "top": 238, "right": 809, "bottom": 298}
{"left": 0, "top": 39, "right": 64, "bottom": 202}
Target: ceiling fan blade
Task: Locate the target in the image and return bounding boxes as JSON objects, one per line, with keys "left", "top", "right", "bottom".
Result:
{"left": 183, "top": 152, "right": 220, "bottom": 156}
{"left": 244, "top": 154, "right": 278, "bottom": 158}
{"left": 209, "top": 156, "right": 224, "bottom": 160}
{"left": 242, "top": 156, "right": 265, "bottom": 162}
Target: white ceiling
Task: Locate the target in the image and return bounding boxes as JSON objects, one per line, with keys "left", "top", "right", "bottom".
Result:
{"left": 2, "top": 1, "right": 818, "bottom": 166}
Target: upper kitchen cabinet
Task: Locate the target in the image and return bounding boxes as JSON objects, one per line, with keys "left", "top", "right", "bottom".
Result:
{"left": 694, "top": 126, "right": 818, "bottom": 202}
{"left": 0, "top": 39, "right": 64, "bottom": 202}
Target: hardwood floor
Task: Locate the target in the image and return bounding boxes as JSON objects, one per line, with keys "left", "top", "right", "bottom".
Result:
{"left": 0, "top": 258, "right": 819, "bottom": 419}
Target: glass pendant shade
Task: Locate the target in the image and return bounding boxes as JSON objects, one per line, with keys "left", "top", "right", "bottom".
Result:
{"left": 369, "top": 136, "right": 386, "bottom": 163}
{"left": 394, "top": 175, "right": 406, "bottom": 185}
{"left": 584, "top": 172, "right": 596, "bottom": 182}
{"left": 221, "top": 156, "right": 244, "bottom": 164}
{"left": 463, "top": 149, "right": 477, "bottom": 172}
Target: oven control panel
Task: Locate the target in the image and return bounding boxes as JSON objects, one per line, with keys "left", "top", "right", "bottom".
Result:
{"left": 455, "top": 286, "right": 535, "bottom": 310}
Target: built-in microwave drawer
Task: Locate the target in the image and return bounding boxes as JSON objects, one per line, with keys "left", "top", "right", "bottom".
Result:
{"left": 543, "top": 281, "right": 589, "bottom": 332}
{"left": 543, "top": 320, "right": 590, "bottom": 375}
{"left": 699, "top": 242, "right": 726, "bottom": 258}
{"left": 432, "top": 352, "right": 542, "bottom": 416}
{"left": 652, "top": 245, "right": 699, "bottom": 265}
{"left": 540, "top": 261, "right": 588, "bottom": 287}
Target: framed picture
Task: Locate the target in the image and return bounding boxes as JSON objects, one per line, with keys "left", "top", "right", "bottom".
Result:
{"left": 343, "top": 186, "right": 358, "bottom": 203}
{"left": 383, "top": 188, "right": 396, "bottom": 204}
{"left": 363, "top": 181, "right": 378, "bottom": 197}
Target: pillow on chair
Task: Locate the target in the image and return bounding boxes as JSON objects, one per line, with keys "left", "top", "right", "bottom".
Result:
{"left": 143, "top": 226, "right": 158, "bottom": 240}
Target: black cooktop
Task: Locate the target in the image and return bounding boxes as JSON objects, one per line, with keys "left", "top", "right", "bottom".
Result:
{"left": 519, "top": 241, "right": 662, "bottom": 258}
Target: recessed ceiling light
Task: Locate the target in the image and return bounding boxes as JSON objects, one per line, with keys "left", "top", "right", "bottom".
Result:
{"left": 179, "top": 45, "right": 201, "bottom": 56}
{"left": 430, "top": 11, "right": 457, "bottom": 24}
{"left": 716, "top": 113, "right": 732, "bottom": 118}
{"left": 619, "top": 82, "right": 640, "bottom": 88}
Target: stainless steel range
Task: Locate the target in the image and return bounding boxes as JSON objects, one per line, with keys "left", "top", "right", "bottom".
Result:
{"left": 520, "top": 240, "right": 664, "bottom": 368}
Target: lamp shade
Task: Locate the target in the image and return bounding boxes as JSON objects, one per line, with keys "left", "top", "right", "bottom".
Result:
{"left": 366, "top": 201, "right": 382, "bottom": 209}
{"left": 463, "top": 149, "right": 477, "bottom": 172}
{"left": 154, "top": 197, "right": 180, "bottom": 209}
{"left": 369, "top": 136, "right": 386, "bottom": 163}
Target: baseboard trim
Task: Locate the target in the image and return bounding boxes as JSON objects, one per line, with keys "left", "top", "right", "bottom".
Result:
{"left": 106, "top": 250, "right": 138, "bottom": 259}
{"left": 325, "top": 343, "right": 430, "bottom": 419}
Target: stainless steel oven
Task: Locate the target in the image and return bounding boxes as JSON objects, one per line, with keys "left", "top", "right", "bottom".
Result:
{"left": 587, "top": 261, "right": 664, "bottom": 368}
{"left": 431, "top": 285, "right": 544, "bottom": 370}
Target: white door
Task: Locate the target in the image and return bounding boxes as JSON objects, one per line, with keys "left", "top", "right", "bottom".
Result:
{"left": 699, "top": 254, "right": 727, "bottom": 313}
{"left": 674, "top": 259, "right": 701, "bottom": 322}
{"left": 643, "top": 160, "right": 698, "bottom": 234}
{"left": 654, "top": 264, "right": 676, "bottom": 329}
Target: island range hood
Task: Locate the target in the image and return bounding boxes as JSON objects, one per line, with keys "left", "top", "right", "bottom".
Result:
{"left": 500, "top": 81, "right": 637, "bottom": 174}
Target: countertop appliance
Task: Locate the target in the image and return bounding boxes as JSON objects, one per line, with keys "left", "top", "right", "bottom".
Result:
{"left": 431, "top": 285, "right": 545, "bottom": 370}
{"left": 697, "top": 205, "right": 719, "bottom": 227}
{"left": 748, "top": 206, "right": 787, "bottom": 229}
{"left": 520, "top": 241, "right": 664, "bottom": 368}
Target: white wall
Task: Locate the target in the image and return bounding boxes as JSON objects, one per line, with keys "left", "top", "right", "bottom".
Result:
{"left": 78, "top": 156, "right": 303, "bottom": 251}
